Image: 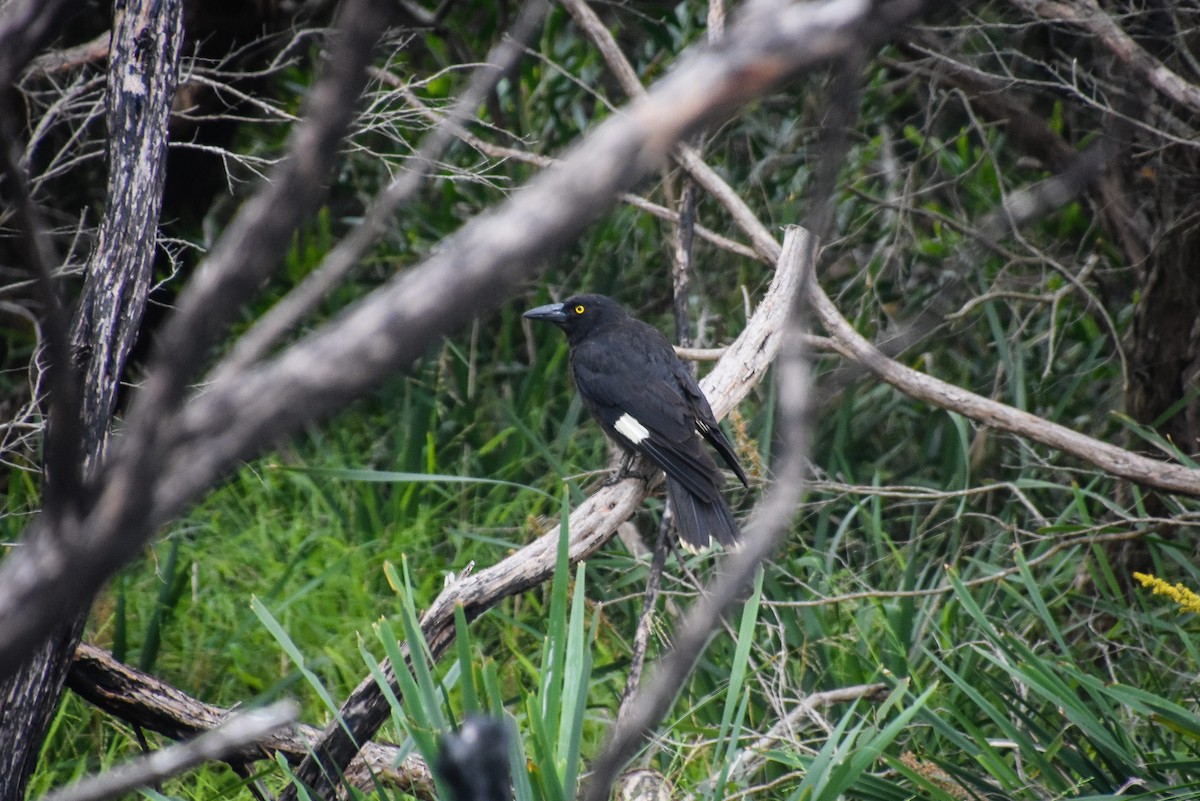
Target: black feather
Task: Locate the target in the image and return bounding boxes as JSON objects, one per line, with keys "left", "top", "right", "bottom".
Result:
{"left": 524, "top": 293, "right": 747, "bottom": 549}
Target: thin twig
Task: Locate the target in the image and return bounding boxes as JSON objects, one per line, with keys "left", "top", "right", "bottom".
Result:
{"left": 1008, "top": 0, "right": 1200, "bottom": 118}
{"left": 284, "top": 215, "right": 810, "bottom": 798}
{"left": 210, "top": 0, "right": 551, "bottom": 382}
{"left": 581, "top": 226, "right": 819, "bottom": 801}
{"left": 374, "top": 71, "right": 760, "bottom": 260}
{"left": 616, "top": 516, "right": 673, "bottom": 726}
{"left": 699, "top": 682, "right": 890, "bottom": 792}
{"left": 41, "top": 701, "right": 298, "bottom": 801}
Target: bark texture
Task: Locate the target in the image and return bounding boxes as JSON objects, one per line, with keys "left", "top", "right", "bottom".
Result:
{"left": 0, "top": 0, "right": 182, "bottom": 797}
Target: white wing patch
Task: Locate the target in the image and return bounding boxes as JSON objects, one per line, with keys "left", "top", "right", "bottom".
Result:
{"left": 614, "top": 413, "right": 650, "bottom": 444}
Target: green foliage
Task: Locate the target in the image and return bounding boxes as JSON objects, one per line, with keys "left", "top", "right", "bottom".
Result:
{"left": 16, "top": 2, "right": 1200, "bottom": 800}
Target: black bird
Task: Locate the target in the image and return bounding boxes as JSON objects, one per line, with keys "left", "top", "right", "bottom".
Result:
{"left": 524, "top": 294, "right": 748, "bottom": 549}
{"left": 436, "top": 715, "right": 512, "bottom": 801}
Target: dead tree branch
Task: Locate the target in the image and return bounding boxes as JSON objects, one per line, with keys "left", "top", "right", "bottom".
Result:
{"left": 0, "top": 0, "right": 924, "bottom": 680}
{"left": 0, "top": 0, "right": 183, "bottom": 797}
{"left": 1009, "top": 0, "right": 1200, "bottom": 119}
{"left": 581, "top": 226, "right": 817, "bottom": 801}
{"left": 281, "top": 216, "right": 812, "bottom": 801}
{"left": 65, "top": 643, "right": 435, "bottom": 798}
{"left": 42, "top": 700, "right": 298, "bottom": 801}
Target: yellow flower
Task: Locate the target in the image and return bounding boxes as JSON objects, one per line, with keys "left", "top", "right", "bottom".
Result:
{"left": 1133, "top": 572, "right": 1200, "bottom": 615}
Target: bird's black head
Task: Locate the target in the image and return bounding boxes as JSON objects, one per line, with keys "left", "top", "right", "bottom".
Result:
{"left": 523, "top": 293, "right": 628, "bottom": 345}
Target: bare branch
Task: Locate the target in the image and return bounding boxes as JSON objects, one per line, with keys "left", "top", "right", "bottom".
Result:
{"left": 65, "top": 643, "right": 435, "bottom": 798}
{"left": 41, "top": 701, "right": 298, "bottom": 801}
{"left": 810, "top": 283, "right": 1200, "bottom": 495}
{"left": 581, "top": 225, "right": 818, "bottom": 801}
{"left": 210, "top": 1, "right": 550, "bottom": 381}
{"left": 24, "top": 31, "right": 110, "bottom": 79}
{"left": 1009, "top": 0, "right": 1200, "bottom": 119}
{"left": 69, "top": 0, "right": 184, "bottom": 467}
{"left": 281, "top": 219, "right": 812, "bottom": 799}
{"left": 703, "top": 682, "right": 891, "bottom": 791}
{"left": 0, "top": 0, "right": 74, "bottom": 89}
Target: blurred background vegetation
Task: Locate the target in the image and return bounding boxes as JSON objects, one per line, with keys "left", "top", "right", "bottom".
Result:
{"left": 5, "top": 1, "right": 1200, "bottom": 799}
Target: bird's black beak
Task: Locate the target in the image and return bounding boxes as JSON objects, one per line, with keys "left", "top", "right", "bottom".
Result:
{"left": 523, "top": 302, "right": 568, "bottom": 324}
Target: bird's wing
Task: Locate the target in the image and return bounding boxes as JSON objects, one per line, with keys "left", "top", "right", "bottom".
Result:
{"left": 572, "top": 341, "right": 724, "bottom": 502}
{"left": 669, "top": 358, "right": 749, "bottom": 487}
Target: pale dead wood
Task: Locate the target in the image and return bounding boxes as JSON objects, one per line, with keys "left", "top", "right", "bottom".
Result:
{"left": 283, "top": 219, "right": 812, "bottom": 801}
{"left": 564, "top": 0, "right": 1200, "bottom": 498}
{"left": 1009, "top": 0, "right": 1200, "bottom": 118}
{"left": 65, "top": 643, "right": 436, "bottom": 798}
{"left": 42, "top": 700, "right": 297, "bottom": 801}
{"left": 704, "top": 682, "right": 891, "bottom": 791}
{"left": 809, "top": 285, "right": 1200, "bottom": 496}
{"left": 24, "top": 31, "right": 110, "bottom": 78}
{"left": 0, "top": 1, "right": 183, "bottom": 797}
{"left": 582, "top": 226, "right": 819, "bottom": 801}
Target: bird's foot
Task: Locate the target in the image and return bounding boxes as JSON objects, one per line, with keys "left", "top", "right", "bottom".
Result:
{"left": 604, "top": 452, "right": 654, "bottom": 486}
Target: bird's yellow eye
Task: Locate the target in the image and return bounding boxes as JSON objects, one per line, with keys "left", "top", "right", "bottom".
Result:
{"left": 574, "top": 305, "right": 585, "bottom": 315}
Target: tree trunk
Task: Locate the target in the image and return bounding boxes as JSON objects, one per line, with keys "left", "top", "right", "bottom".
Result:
{"left": 0, "top": 0, "right": 181, "bottom": 795}
{"left": 1126, "top": 169, "right": 1200, "bottom": 458}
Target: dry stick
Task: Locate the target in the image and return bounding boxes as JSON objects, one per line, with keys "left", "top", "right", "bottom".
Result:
{"left": 582, "top": 226, "right": 818, "bottom": 801}
{"left": 700, "top": 682, "right": 890, "bottom": 792}
{"left": 376, "top": 74, "right": 761, "bottom": 260}
{"left": 616, "top": 514, "right": 674, "bottom": 727}
{"left": 812, "top": 289, "right": 1200, "bottom": 495}
{"left": 0, "top": 2, "right": 183, "bottom": 798}
{"left": 41, "top": 701, "right": 298, "bottom": 801}
{"left": 284, "top": 217, "right": 810, "bottom": 800}
{"left": 24, "top": 30, "right": 111, "bottom": 78}
{"left": 0, "top": 0, "right": 75, "bottom": 89}
{"left": 211, "top": 0, "right": 551, "bottom": 382}
{"left": 643, "top": 53, "right": 1200, "bottom": 498}
{"left": 670, "top": 180, "right": 698, "bottom": 353}
{"left": 1009, "top": 0, "right": 1200, "bottom": 117}
{"left": 65, "top": 644, "right": 436, "bottom": 799}
{"left": 0, "top": 0, "right": 395, "bottom": 682}
{"left": 676, "top": 335, "right": 845, "bottom": 362}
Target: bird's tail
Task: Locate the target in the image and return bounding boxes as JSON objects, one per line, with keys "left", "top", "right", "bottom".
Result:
{"left": 667, "top": 479, "right": 740, "bottom": 551}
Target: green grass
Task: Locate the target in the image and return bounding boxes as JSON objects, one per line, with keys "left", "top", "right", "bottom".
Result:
{"left": 10, "top": 6, "right": 1200, "bottom": 800}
